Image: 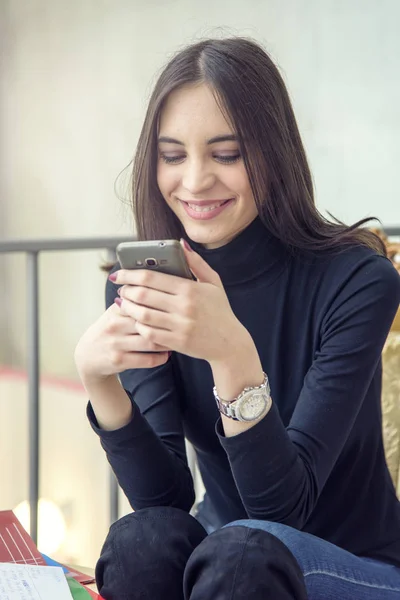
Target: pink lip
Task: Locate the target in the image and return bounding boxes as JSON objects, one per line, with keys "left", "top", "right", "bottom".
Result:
{"left": 180, "top": 198, "right": 234, "bottom": 221}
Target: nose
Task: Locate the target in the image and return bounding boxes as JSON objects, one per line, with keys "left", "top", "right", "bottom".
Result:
{"left": 181, "top": 158, "right": 215, "bottom": 195}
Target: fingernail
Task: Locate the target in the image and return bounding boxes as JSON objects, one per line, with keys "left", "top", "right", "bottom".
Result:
{"left": 114, "top": 297, "right": 122, "bottom": 307}
{"left": 182, "top": 239, "right": 193, "bottom": 252}
{"left": 109, "top": 272, "right": 117, "bottom": 282}
{"left": 117, "top": 287, "right": 121, "bottom": 296}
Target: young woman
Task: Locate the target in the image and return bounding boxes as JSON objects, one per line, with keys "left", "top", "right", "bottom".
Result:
{"left": 75, "top": 38, "right": 400, "bottom": 599}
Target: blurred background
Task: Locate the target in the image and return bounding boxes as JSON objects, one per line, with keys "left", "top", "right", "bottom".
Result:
{"left": 0, "top": 0, "right": 399, "bottom": 568}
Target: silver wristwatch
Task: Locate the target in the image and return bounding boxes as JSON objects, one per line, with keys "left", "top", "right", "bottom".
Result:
{"left": 213, "top": 372, "right": 272, "bottom": 422}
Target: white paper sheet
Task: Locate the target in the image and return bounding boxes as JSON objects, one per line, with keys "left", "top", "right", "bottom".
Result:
{"left": 0, "top": 563, "right": 73, "bottom": 600}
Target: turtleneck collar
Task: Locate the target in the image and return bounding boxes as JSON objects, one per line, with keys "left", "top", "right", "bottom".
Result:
{"left": 187, "top": 216, "right": 288, "bottom": 287}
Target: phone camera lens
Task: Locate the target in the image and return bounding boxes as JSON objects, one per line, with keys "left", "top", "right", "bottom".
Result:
{"left": 145, "top": 258, "right": 158, "bottom": 267}
{"left": 159, "top": 241, "right": 166, "bottom": 247}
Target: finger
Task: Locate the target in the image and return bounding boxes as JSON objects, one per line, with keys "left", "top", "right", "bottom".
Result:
{"left": 180, "top": 239, "right": 222, "bottom": 286}
{"left": 120, "top": 285, "right": 176, "bottom": 313}
{"left": 109, "top": 268, "right": 190, "bottom": 294}
{"left": 110, "top": 301, "right": 139, "bottom": 333}
{"left": 118, "top": 298, "right": 177, "bottom": 330}
{"left": 134, "top": 320, "right": 175, "bottom": 349}
{"left": 117, "top": 301, "right": 137, "bottom": 323}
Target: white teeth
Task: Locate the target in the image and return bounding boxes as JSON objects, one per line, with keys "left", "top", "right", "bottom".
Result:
{"left": 187, "top": 201, "right": 225, "bottom": 212}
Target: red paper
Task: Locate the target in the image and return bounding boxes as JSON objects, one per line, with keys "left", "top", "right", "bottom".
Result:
{"left": 0, "top": 510, "right": 46, "bottom": 566}
{"left": 0, "top": 510, "right": 103, "bottom": 599}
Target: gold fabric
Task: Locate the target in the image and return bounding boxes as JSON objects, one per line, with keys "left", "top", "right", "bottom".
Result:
{"left": 382, "top": 331, "right": 400, "bottom": 498}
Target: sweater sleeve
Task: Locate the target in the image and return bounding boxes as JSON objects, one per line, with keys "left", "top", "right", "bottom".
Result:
{"left": 216, "top": 254, "right": 400, "bottom": 528}
{"left": 86, "top": 267, "right": 195, "bottom": 512}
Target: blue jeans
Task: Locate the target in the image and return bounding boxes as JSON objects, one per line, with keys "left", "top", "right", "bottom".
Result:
{"left": 226, "top": 519, "right": 400, "bottom": 599}
{"left": 95, "top": 507, "right": 400, "bottom": 599}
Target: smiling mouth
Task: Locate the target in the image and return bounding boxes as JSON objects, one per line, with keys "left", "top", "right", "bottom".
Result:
{"left": 180, "top": 199, "right": 233, "bottom": 213}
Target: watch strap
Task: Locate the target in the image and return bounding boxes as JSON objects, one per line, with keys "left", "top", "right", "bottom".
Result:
{"left": 213, "top": 372, "right": 270, "bottom": 421}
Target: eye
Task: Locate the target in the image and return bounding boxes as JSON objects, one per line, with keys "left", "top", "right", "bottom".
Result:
{"left": 160, "top": 153, "right": 185, "bottom": 165}
{"left": 214, "top": 154, "right": 241, "bottom": 164}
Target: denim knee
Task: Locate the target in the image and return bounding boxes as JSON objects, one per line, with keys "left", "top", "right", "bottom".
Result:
{"left": 224, "top": 519, "right": 312, "bottom": 567}
{"left": 184, "top": 524, "right": 308, "bottom": 600}
{"left": 224, "top": 520, "right": 400, "bottom": 599}
{"left": 95, "top": 506, "right": 207, "bottom": 600}
{"left": 225, "top": 518, "right": 297, "bottom": 545}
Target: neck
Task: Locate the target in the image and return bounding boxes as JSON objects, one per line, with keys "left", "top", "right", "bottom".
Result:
{"left": 202, "top": 219, "right": 257, "bottom": 250}
{"left": 188, "top": 216, "right": 288, "bottom": 286}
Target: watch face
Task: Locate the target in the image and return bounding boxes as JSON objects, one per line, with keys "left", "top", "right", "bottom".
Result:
{"left": 237, "top": 390, "right": 268, "bottom": 421}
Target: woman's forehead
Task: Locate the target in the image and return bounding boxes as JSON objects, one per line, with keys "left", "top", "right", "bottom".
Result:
{"left": 158, "top": 84, "right": 234, "bottom": 139}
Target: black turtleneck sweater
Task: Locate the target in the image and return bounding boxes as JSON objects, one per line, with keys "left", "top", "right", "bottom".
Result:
{"left": 88, "top": 217, "right": 400, "bottom": 567}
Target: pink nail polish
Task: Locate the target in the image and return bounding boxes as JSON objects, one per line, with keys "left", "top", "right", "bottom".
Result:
{"left": 114, "top": 297, "right": 122, "bottom": 307}
{"left": 109, "top": 272, "right": 117, "bottom": 282}
{"left": 182, "top": 239, "right": 193, "bottom": 252}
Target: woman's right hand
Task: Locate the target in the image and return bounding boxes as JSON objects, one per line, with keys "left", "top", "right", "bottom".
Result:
{"left": 74, "top": 302, "right": 171, "bottom": 385}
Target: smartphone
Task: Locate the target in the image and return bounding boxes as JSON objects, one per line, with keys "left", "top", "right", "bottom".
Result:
{"left": 116, "top": 239, "right": 193, "bottom": 279}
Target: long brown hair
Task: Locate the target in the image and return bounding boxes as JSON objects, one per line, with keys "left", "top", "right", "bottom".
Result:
{"left": 131, "top": 37, "right": 385, "bottom": 255}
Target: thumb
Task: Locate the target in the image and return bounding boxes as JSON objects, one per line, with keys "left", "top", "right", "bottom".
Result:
{"left": 180, "top": 239, "right": 222, "bottom": 286}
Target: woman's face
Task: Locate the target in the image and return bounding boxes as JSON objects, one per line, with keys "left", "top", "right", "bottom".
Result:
{"left": 157, "top": 83, "right": 258, "bottom": 249}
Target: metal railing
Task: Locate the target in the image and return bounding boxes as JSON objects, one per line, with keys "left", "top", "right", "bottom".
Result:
{"left": 0, "top": 235, "right": 133, "bottom": 544}
{"left": 383, "top": 227, "right": 400, "bottom": 236}
{"left": 1, "top": 226, "right": 399, "bottom": 544}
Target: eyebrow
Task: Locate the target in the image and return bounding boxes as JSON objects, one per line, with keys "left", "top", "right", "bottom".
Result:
{"left": 158, "top": 134, "right": 238, "bottom": 146}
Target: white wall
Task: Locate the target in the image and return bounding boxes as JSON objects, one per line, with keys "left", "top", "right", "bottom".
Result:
{"left": 0, "top": 0, "right": 399, "bottom": 565}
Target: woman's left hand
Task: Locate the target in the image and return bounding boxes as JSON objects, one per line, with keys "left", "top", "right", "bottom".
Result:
{"left": 111, "top": 240, "right": 250, "bottom": 364}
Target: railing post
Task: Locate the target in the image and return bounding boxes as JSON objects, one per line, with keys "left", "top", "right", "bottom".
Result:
{"left": 27, "top": 251, "right": 40, "bottom": 545}
{"left": 109, "top": 470, "right": 119, "bottom": 525}
{"left": 108, "top": 370, "right": 121, "bottom": 525}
